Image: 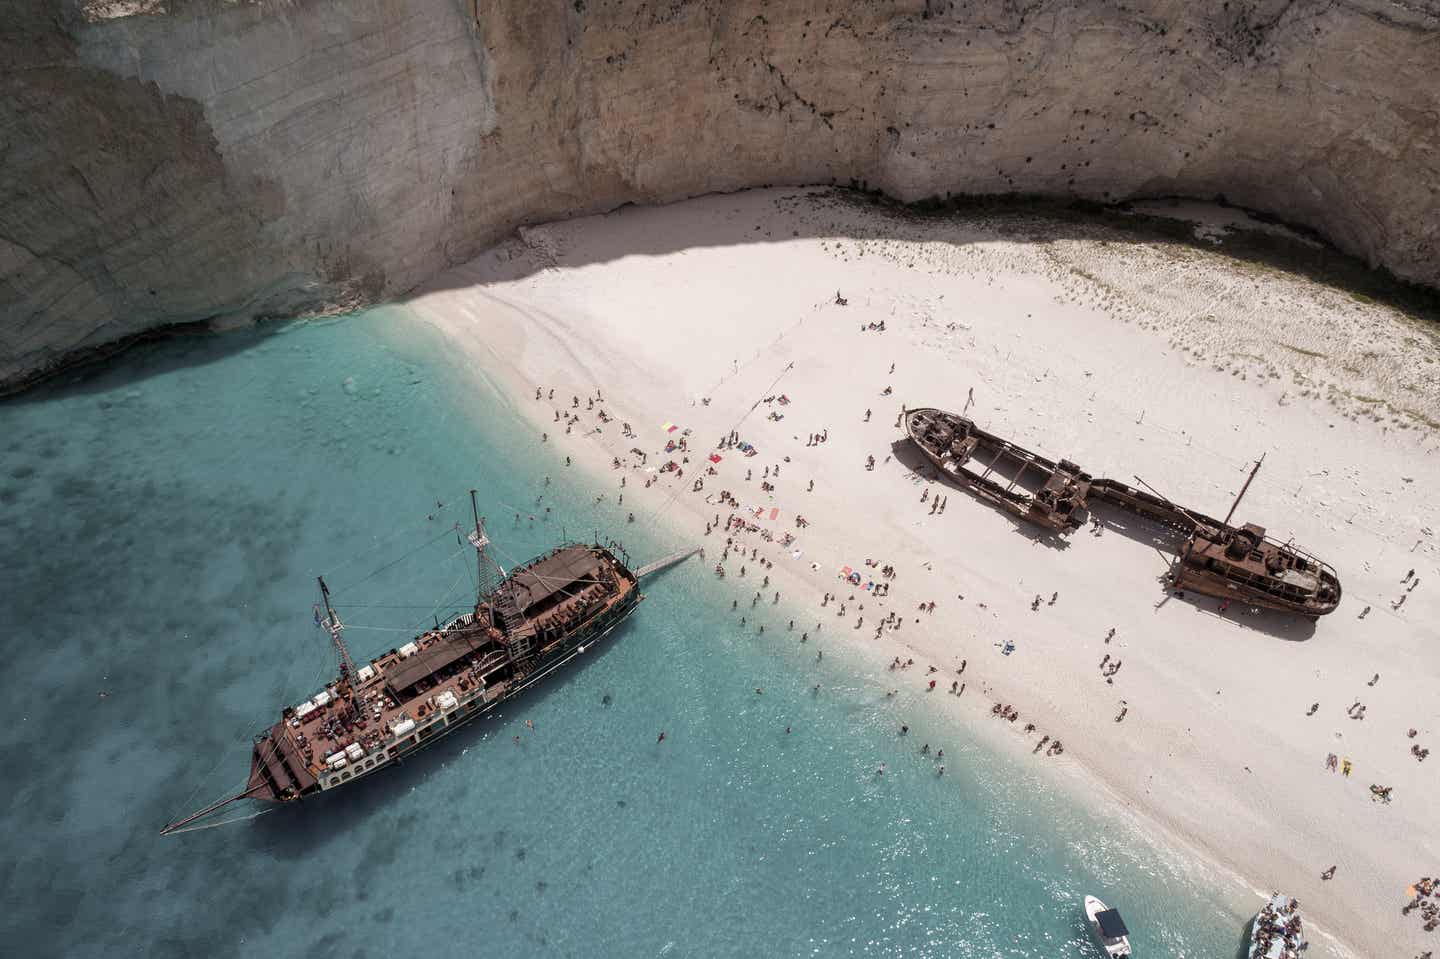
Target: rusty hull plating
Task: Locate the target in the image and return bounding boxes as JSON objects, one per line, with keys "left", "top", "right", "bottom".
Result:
{"left": 904, "top": 408, "right": 1341, "bottom": 617}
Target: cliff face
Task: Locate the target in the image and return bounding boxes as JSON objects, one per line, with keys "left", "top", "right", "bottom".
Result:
{"left": 4, "top": 0, "right": 1439, "bottom": 388}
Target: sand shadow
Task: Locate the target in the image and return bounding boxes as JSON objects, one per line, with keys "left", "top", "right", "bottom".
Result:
{"left": 1087, "top": 501, "right": 1187, "bottom": 554}
{"left": 888, "top": 437, "right": 1075, "bottom": 551}
{"left": 1162, "top": 584, "right": 1320, "bottom": 641}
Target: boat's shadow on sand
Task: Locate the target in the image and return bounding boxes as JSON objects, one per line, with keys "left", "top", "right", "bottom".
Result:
{"left": 888, "top": 439, "right": 1074, "bottom": 552}
{"left": 1155, "top": 581, "right": 1319, "bottom": 641}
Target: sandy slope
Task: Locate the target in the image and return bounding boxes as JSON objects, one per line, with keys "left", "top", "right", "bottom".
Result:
{"left": 406, "top": 188, "right": 1440, "bottom": 958}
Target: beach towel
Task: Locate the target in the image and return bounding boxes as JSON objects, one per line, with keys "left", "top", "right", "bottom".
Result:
{"left": 708, "top": 453, "right": 722, "bottom": 463}
{"left": 769, "top": 508, "right": 779, "bottom": 521}
{"left": 662, "top": 422, "right": 678, "bottom": 433}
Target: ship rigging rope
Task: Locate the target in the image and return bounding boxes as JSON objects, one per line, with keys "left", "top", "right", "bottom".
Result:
{"left": 331, "top": 539, "right": 474, "bottom": 616}
{"left": 310, "top": 500, "right": 463, "bottom": 591}
{"left": 330, "top": 524, "right": 463, "bottom": 598}
{"left": 168, "top": 645, "right": 336, "bottom": 830}
{"left": 163, "top": 806, "right": 274, "bottom": 835}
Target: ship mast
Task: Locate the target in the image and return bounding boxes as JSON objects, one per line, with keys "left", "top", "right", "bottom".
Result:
{"left": 1222, "top": 454, "right": 1265, "bottom": 529}
{"left": 468, "top": 489, "right": 498, "bottom": 629}
{"left": 317, "top": 576, "right": 359, "bottom": 713}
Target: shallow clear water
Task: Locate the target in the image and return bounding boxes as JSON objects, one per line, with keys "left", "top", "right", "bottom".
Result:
{"left": 0, "top": 310, "right": 1246, "bottom": 958}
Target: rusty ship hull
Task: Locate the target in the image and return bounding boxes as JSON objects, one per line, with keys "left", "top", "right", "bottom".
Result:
{"left": 903, "top": 409, "right": 1341, "bottom": 618}
{"left": 1087, "top": 480, "right": 1341, "bottom": 617}
{"left": 904, "top": 407, "right": 1093, "bottom": 533}
{"left": 246, "top": 543, "right": 640, "bottom": 806}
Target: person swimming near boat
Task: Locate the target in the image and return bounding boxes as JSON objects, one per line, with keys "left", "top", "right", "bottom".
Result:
{"left": 657, "top": 731, "right": 666, "bottom": 743}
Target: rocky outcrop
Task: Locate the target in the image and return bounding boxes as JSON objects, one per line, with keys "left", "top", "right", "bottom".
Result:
{"left": 4, "top": 0, "right": 1439, "bottom": 389}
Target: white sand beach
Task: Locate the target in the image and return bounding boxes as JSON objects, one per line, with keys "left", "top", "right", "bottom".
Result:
{"left": 406, "top": 187, "right": 1440, "bottom": 958}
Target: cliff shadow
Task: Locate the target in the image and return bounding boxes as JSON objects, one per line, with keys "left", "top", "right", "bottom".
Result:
{"left": 17, "top": 185, "right": 1440, "bottom": 402}
{"left": 1, "top": 321, "right": 272, "bottom": 405}
{"left": 414, "top": 186, "right": 1440, "bottom": 331}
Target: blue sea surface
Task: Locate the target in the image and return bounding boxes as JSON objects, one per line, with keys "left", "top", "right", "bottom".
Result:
{"left": 0, "top": 310, "right": 1246, "bottom": 958}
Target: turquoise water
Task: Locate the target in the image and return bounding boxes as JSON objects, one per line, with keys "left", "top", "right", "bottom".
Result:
{"left": 0, "top": 310, "right": 1246, "bottom": 958}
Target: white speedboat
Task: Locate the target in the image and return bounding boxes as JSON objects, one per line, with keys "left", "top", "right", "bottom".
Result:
{"left": 1248, "top": 893, "right": 1306, "bottom": 958}
{"left": 1085, "top": 895, "right": 1132, "bottom": 957}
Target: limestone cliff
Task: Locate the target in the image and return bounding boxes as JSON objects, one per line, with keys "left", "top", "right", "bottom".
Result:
{"left": 4, "top": 0, "right": 1439, "bottom": 389}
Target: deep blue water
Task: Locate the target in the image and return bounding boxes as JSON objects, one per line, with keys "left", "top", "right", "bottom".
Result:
{"left": 0, "top": 310, "right": 1246, "bottom": 958}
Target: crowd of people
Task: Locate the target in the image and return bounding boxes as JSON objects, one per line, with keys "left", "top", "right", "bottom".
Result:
{"left": 1250, "top": 896, "right": 1305, "bottom": 958}
{"left": 1403, "top": 876, "right": 1439, "bottom": 934}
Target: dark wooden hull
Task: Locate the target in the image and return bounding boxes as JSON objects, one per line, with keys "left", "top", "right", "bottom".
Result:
{"left": 250, "top": 584, "right": 642, "bottom": 805}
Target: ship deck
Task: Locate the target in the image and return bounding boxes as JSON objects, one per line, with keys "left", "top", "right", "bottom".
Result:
{"left": 254, "top": 546, "right": 637, "bottom": 795}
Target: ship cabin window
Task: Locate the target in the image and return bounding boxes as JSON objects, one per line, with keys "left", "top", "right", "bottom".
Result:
{"left": 340, "top": 772, "right": 351, "bottom": 782}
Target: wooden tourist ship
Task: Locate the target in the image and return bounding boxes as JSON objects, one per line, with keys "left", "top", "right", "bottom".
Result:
{"left": 904, "top": 407, "right": 1093, "bottom": 533}
{"left": 160, "top": 492, "right": 681, "bottom": 835}
{"left": 903, "top": 408, "right": 1341, "bottom": 618}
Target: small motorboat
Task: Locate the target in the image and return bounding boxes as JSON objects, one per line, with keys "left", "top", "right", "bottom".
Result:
{"left": 1085, "top": 895, "right": 1132, "bottom": 957}
{"left": 1247, "top": 893, "right": 1306, "bottom": 958}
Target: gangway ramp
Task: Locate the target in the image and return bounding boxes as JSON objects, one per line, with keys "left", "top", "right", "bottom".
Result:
{"left": 635, "top": 547, "right": 701, "bottom": 579}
